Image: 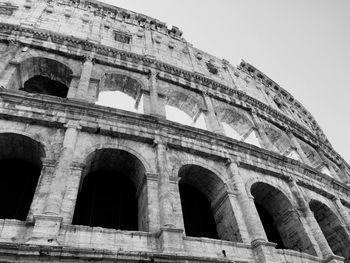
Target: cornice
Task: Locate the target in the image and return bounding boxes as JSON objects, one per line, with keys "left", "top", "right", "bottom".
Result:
{"left": 0, "top": 22, "right": 348, "bottom": 171}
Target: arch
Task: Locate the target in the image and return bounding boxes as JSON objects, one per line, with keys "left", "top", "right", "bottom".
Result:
{"left": 262, "top": 121, "right": 292, "bottom": 154}
{"left": 0, "top": 133, "right": 45, "bottom": 220}
{"left": 73, "top": 147, "right": 148, "bottom": 231}
{"left": 309, "top": 199, "right": 350, "bottom": 261}
{"left": 250, "top": 181, "right": 316, "bottom": 255}
{"left": 216, "top": 106, "right": 254, "bottom": 139}
{"left": 79, "top": 143, "right": 153, "bottom": 175}
{"left": 0, "top": 129, "right": 49, "bottom": 158}
{"left": 177, "top": 164, "right": 243, "bottom": 243}
{"left": 97, "top": 72, "right": 145, "bottom": 113}
{"left": 297, "top": 139, "right": 323, "bottom": 168}
{"left": 15, "top": 57, "right": 73, "bottom": 98}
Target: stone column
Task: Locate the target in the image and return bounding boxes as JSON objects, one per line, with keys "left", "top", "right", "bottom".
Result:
{"left": 337, "top": 163, "right": 350, "bottom": 185}
{"left": 203, "top": 92, "right": 225, "bottom": 134}
{"left": 333, "top": 197, "right": 350, "bottom": 230}
{"left": 29, "top": 121, "right": 81, "bottom": 245}
{"left": 155, "top": 139, "right": 174, "bottom": 228}
{"left": 74, "top": 56, "right": 94, "bottom": 101}
{"left": 286, "top": 130, "right": 312, "bottom": 166}
{"left": 154, "top": 138, "right": 184, "bottom": 253}
{"left": 225, "top": 160, "right": 267, "bottom": 242}
{"left": 288, "top": 179, "right": 336, "bottom": 260}
{"left": 250, "top": 109, "right": 277, "bottom": 152}
{"left": 147, "top": 70, "right": 165, "bottom": 118}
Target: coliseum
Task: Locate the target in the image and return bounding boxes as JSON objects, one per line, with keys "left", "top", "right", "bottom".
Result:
{"left": 0, "top": 0, "right": 349, "bottom": 262}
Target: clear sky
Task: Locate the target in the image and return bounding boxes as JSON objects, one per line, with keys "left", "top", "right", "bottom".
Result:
{"left": 98, "top": 0, "right": 350, "bottom": 164}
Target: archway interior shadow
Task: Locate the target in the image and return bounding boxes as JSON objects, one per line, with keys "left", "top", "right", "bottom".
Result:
{"left": 251, "top": 182, "right": 316, "bottom": 255}
{"left": 21, "top": 75, "right": 68, "bottom": 98}
{"left": 0, "top": 159, "right": 40, "bottom": 220}
{"left": 310, "top": 200, "right": 350, "bottom": 262}
{"left": 72, "top": 170, "right": 138, "bottom": 230}
{"left": 0, "top": 133, "right": 44, "bottom": 221}
{"left": 72, "top": 149, "right": 145, "bottom": 231}
{"left": 179, "top": 183, "right": 218, "bottom": 239}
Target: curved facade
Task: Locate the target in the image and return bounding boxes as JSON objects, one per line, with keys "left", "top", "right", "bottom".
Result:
{"left": 0, "top": 0, "right": 349, "bottom": 262}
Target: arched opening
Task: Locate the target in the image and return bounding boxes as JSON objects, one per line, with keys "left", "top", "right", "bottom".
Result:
{"left": 310, "top": 200, "right": 350, "bottom": 262}
{"left": 96, "top": 73, "right": 144, "bottom": 113}
{"left": 165, "top": 105, "right": 206, "bottom": 129}
{"left": 18, "top": 57, "right": 72, "bottom": 98}
{"left": 216, "top": 107, "right": 260, "bottom": 147}
{"left": 0, "top": 133, "right": 44, "bottom": 220}
{"left": 72, "top": 148, "right": 146, "bottom": 231}
{"left": 178, "top": 164, "right": 242, "bottom": 242}
{"left": 164, "top": 90, "right": 207, "bottom": 130}
{"left": 251, "top": 182, "right": 316, "bottom": 255}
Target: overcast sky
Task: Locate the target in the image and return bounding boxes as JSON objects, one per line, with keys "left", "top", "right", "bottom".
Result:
{"left": 98, "top": 0, "right": 350, "bottom": 164}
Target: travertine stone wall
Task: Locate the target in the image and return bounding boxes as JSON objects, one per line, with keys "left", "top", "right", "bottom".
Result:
{"left": 0, "top": 0, "right": 349, "bottom": 262}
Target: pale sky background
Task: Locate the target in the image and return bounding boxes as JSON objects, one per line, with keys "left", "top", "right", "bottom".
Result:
{"left": 97, "top": 0, "right": 350, "bottom": 164}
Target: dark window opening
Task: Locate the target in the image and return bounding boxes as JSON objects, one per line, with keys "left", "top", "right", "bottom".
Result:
{"left": 0, "top": 159, "right": 40, "bottom": 220}
{"left": 255, "top": 202, "right": 286, "bottom": 249}
{"left": 72, "top": 170, "right": 138, "bottom": 230}
{"left": 21, "top": 75, "right": 68, "bottom": 98}
{"left": 179, "top": 183, "right": 218, "bottom": 239}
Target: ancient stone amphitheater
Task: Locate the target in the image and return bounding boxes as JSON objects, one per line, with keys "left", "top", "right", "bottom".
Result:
{"left": 0, "top": 0, "right": 349, "bottom": 262}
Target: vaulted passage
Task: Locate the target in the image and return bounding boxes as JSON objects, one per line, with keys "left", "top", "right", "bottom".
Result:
{"left": 0, "top": 133, "right": 44, "bottom": 220}
{"left": 251, "top": 182, "right": 316, "bottom": 255}
{"left": 179, "top": 183, "right": 218, "bottom": 239}
{"left": 310, "top": 200, "right": 350, "bottom": 262}
{"left": 178, "top": 165, "right": 243, "bottom": 242}
{"left": 17, "top": 57, "right": 73, "bottom": 98}
{"left": 72, "top": 149, "right": 146, "bottom": 231}
{"left": 22, "top": 75, "right": 68, "bottom": 98}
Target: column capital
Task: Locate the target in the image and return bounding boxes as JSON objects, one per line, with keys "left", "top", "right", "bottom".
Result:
{"left": 64, "top": 120, "right": 82, "bottom": 130}
{"left": 148, "top": 69, "right": 159, "bottom": 79}
{"left": 82, "top": 54, "right": 95, "bottom": 64}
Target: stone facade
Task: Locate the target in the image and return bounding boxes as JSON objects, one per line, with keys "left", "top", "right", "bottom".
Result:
{"left": 0, "top": 0, "right": 349, "bottom": 262}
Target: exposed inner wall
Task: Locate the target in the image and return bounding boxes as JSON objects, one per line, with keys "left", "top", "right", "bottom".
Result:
{"left": 0, "top": 0, "right": 320, "bottom": 132}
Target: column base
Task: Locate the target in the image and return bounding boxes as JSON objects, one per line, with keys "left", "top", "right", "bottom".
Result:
{"left": 251, "top": 239, "right": 279, "bottom": 263}
{"left": 26, "top": 214, "right": 62, "bottom": 246}
{"left": 158, "top": 227, "right": 185, "bottom": 253}
{"left": 324, "top": 254, "right": 345, "bottom": 263}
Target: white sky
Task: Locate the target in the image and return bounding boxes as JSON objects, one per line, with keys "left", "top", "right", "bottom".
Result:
{"left": 97, "top": 0, "right": 350, "bottom": 164}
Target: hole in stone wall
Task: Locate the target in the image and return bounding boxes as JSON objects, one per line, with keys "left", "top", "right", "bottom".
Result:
{"left": 310, "top": 200, "right": 350, "bottom": 261}
{"left": 165, "top": 105, "right": 206, "bottom": 130}
{"left": 22, "top": 75, "right": 69, "bottom": 98}
{"left": 96, "top": 90, "right": 143, "bottom": 113}
{"left": 72, "top": 170, "right": 138, "bottom": 230}
{"left": 254, "top": 202, "right": 286, "bottom": 249}
{"left": 251, "top": 182, "right": 316, "bottom": 255}
{"left": 72, "top": 149, "right": 145, "bottom": 231}
{"left": 179, "top": 183, "right": 218, "bottom": 239}
{"left": 0, "top": 159, "right": 40, "bottom": 220}
{"left": 0, "top": 133, "right": 44, "bottom": 221}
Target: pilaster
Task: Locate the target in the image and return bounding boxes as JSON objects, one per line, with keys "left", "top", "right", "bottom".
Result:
{"left": 250, "top": 109, "right": 278, "bottom": 152}
{"left": 71, "top": 55, "right": 94, "bottom": 102}
{"left": 203, "top": 91, "right": 225, "bottom": 134}
{"left": 287, "top": 129, "right": 312, "bottom": 166}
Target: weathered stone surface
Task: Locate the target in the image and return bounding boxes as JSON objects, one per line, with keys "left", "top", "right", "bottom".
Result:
{"left": 0, "top": 0, "right": 348, "bottom": 262}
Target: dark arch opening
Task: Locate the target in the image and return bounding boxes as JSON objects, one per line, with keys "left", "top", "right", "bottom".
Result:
{"left": 179, "top": 182, "right": 218, "bottom": 239}
{"left": 0, "top": 133, "right": 44, "bottom": 221}
{"left": 17, "top": 57, "right": 73, "bottom": 98}
{"left": 251, "top": 182, "right": 316, "bottom": 255}
{"left": 22, "top": 75, "right": 68, "bottom": 98}
{"left": 72, "top": 148, "right": 145, "bottom": 231}
{"left": 178, "top": 164, "right": 242, "bottom": 242}
{"left": 254, "top": 202, "right": 286, "bottom": 249}
{"left": 310, "top": 200, "right": 350, "bottom": 262}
